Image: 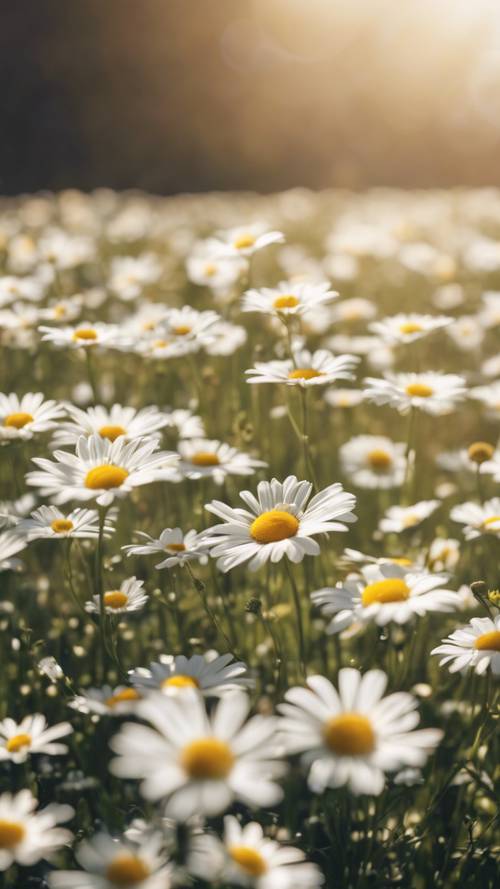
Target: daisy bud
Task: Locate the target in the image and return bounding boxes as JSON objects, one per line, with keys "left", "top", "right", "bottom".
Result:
{"left": 245, "top": 597, "right": 262, "bottom": 615}
{"left": 467, "top": 441, "right": 494, "bottom": 464}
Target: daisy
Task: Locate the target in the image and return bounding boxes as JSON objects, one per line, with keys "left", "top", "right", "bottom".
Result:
{"left": 109, "top": 253, "right": 162, "bottom": 301}
{"left": 311, "top": 563, "right": 458, "bottom": 633}
{"left": 369, "top": 313, "right": 452, "bottom": 344}
{"left": 203, "top": 475, "right": 357, "bottom": 572}
{"left": 469, "top": 382, "right": 500, "bottom": 422}
{"left": 278, "top": 669, "right": 443, "bottom": 795}
{"left": 478, "top": 290, "right": 500, "bottom": 328}
{"left": 17, "top": 506, "right": 115, "bottom": 540}
{"left": 38, "top": 296, "right": 83, "bottom": 324}
{"left": 427, "top": 537, "right": 460, "bottom": 572}
{"left": 52, "top": 403, "right": 170, "bottom": 447}
{"left": 378, "top": 500, "right": 440, "bottom": 533}
{"left": 450, "top": 498, "right": 500, "bottom": 540}
{"left": 339, "top": 436, "right": 407, "bottom": 489}
{"left": 0, "top": 531, "right": 27, "bottom": 571}
{"left": 0, "top": 493, "right": 36, "bottom": 529}
{"left": 446, "top": 316, "right": 484, "bottom": 352}
{"left": 479, "top": 449, "right": 500, "bottom": 482}
{"left": 211, "top": 224, "right": 284, "bottom": 258}
{"left": 242, "top": 280, "right": 337, "bottom": 318}
{"left": 138, "top": 307, "right": 219, "bottom": 358}
{"left": 0, "top": 274, "right": 45, "bottom": 306}
{"left": 204, "top": 321, "right": 247, "bottom": 356}
{"left": 85, "top": 576, "right": 148, "bottom": 615}
{"left": 39, "top": 321, "right": 127, "bottom": 351}
{"left": 109, "top": 691, "right": 285, "bottom": 818}
{"left": 122, "top": 527, "right": 209, "bottom": 569}
{"left": 324, "top": 388, "right": 365, "bottom": 409}
{"left": 339, "top": 548, "right": 423, "bottom": 572}
{"left": 245, "top": 350, "right": 359, "bottom": 389}
{"left": 178, "top": 439, "right": 266, "bottom": 484}
{"left": 129, "top": 652, "right": 253, "bottom": 697}
{"left": 364, "top": 372, "right": 466, "bottom": 415}
{"left": 0, "top": 714, "right": 72, "bottom": 764}
{"left": 0, "top": 392, "right": 64, "bottom": 442}
{"left": 329, "top": 297, "right": 376, "bottom": 324}
{"left": 70, "top": 685, "right": 143, "bottom": 717}
{"left": 49, "top": 830, "right": 173, "bottom": 889}
{"left": 26, "top": 434, "right": 180, "bottom": 507}
{"left": 162, "top": 408, "right": 205, "bottom": 439}
{"left": 0, "top": 789, "right": 73, "bottom": 871}
{"left": 431, "top": 616, "right": 500, "bottom": 676}
{"left": 186, "top": 247, "right": 246, "bottom": 289}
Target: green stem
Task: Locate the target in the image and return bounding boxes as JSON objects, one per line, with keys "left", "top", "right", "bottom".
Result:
{"left": 285, "top": 559, "right": 306, "bottom": 677}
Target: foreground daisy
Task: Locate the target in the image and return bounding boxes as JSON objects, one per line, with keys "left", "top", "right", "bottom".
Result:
{"left": 450, "top": 498, "right": 500, "bottom": 540}
{"left": 129, "top": 652, "right": 253, "bottom": 697}
{"left": 242, "top": 280, "right": 338, "bottom": 318}
{"left": 363, "top": 372, "right": 466, "bottom": 415}
{"left": 178, "top": 438, "right": 266, "bottom": 484}
{"left": 0, "top": 714, "right": 72, "bottom": 764}
{"left": 122, "top": 526, "right": 208, "bottom": 569}
{"left": 85, "top": 576, "right": 148, "bottom": 615}
{"left": 311, "top": 563, "right": 459, "bottom": 633}
{"left": 278, "top": 669, "right": 443, "bottom": 795}
{"left": 49, "top": 830, "right": 172, "bottom": 889}
{"left": 17, "top": 505, "right": 115, "bottom": 541}
{"left": 26, "top": 434, "right": 180, "bottom": 506}
{"left": 0, "top": 391, "right": 64, "bottom": 442}
{"left": 369, "top": 313, "right": 452, "bottom": 344}
{"left": 52, "top": 402, "right": 170, "bottom": 447}
{"left": 0, "top": 789, "right": 73, "bottom": 871}
{"left": 204, "top": 475, "right": 357, "bottom": 572}
{"left": 339, "top": 435, "right": 406, "bottom": 489}
{"left": 110, "top": 691, "right": 285, "bottom": 818}
{"left": 379, "top": 500, "right": 440, "bottom": 533}
{"left": 245, "top": 349, "right": 358, "bottom": 388}
{"left": 431, "top": 616, "right": 500, "bottom": 676}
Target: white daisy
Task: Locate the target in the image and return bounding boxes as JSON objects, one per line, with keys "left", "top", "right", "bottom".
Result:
{"left": 339, "top": 435, "right": 407, "bottom": 489}
{"left": 39, "top": 321, "right": 128, "bottom": 350}
{"left": 324, "top": 388, "right": 365, "bottom": 409}
{"left": 328, "top": 297, "right": 376, "bottom": 324}
{"left": 0, "top": 275, "right": 45, "bottom": 306}
{"left": 450, "top": 498, "right": 500, "bottom": 540}
{"left": 203, "top": 475, "right": 357, "bottom": 573}
{"left": 369, "top": 313, "right": 452, "bottom": 344}
{"left": 0, "top": 493, "right": 36, "bottom": 529}
{"left": 0, "top": 392, "right": 64, "bottom": 442}
{"left": 49, "top": 830, "right": 173, "bottom": 889}
{"left": 109, "top": 253, "right": 162, "bottom": 301}
{"left": 130, "top": 652, "right": 252, "bottom": 697}
{"left": 0, "top": 714, "right": 72, "bottom": 764}
{"left": 0, "top": 789, "right": 73, "bottom": 871}
{"left": 17, "top": 506, "right": 115, "bottom": 540}
{"left": 178, "top": 439, "right": 266, "bottom": 484}
{"left": 109, "top": 691, "right": 285, "bottom": 818}
{"left": 38, "top": 296, "right": 83, "bottom": 324}
{"left": 446, "top": 316, "right": 484, "bottom": 352}
{"left": 311, "top": 563, "right": 459, "bottom": 633}
{"left": 204, "top": 321, "right": 247, "bottom": 356}
{"left": 186, "top": 247, "right": 246, "bottom": 289}
{"left": 427, "top": 538, "right": 460, "bottom": 573}
{"left": 137, "top": 307, "right": 220, "bottom": 358}
{"left": 69, "top": 685, "right": 143, "bottom": 717}
{"left": 478, "top": 290, "right": 500, "bottom": 328}
{"left": 0, "top": 531, "right": 27, "bottom": 571}
{"left": 211, "top": 224, "right": 284, "bottom": 258}
{"left": 122, "top": 527, "right": 208, "bottom": 569}
{"left": 242, "top": 280, "right": 337, "bottom": 318}
{"left": 85, "top": 576, "right": 148, "bottom": 615}
{"left": 245, "top": 350, "right": 359, "bottom": 388}
{"left": 431, "top": 616, "right": 500, "bottom": 676}
{"left": 162, "top": 408, "right": 205, "bottom": 440}
{"left": 363, "top": 372, "right": 466, "bottom": 415}
{"left": 378, "top": 500, "right": 440, "bottom": 533}
{"left": 479, "top": 449, "right": 500, "bottom": 482}
{"left": 469, "top": 381, "right": 500, "bottom": 422}
{"left": 26, "top": 434, "right": 180, "bottom": 507}
{"left": 52, "top": 403, "right": 170, "bottom": 447}
{"left": 278, "top": 669, "right": 443, "bottom": 795}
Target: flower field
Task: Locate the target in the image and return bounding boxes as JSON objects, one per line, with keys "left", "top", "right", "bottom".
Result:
{"left": 0, "top": 187, "right": 498, "bottom": 887}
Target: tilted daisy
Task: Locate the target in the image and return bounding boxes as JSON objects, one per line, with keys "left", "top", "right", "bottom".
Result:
{"left": 369, "top": 313, "right": 452, "bottom": 344}
{"left": 431, "top": 616, "right": 500, "bottom": 676}
{"left": 52, "top": 403, "right": 170, "bottom": 447}
{"left": 245, "top": 350, "right": 359, "bottom": 389}
{"left": 278, "top": 669, "right": 443, "bottom": 795}
{"left": 378, "top": 500, "right": 440, "bottom": 533}
{"left": 311, "top": 563, "right": 459, "bottom": 633}
{"left": 0, "top": 531, "right": 27, "bottom": 571}
{"left": 0, "top": 789, "right": 73, "bottom": 871}
{"left": 211, "top": 224, "right": 284, "bottom": 258}
{"left": 242, "top": 280, "right": 338, "bottom": 318}
{"left": 85, "top": 576, "right": 148, "bottom": 616}
{"left": 339, "top": 435, "right": 407, "bottom": 489}
{"left": 122, "top": 527, "right": 209, "bottom": 569}
{"left": 17, "top": 505, "right": 115, "bottom": 541}
{"left": 39, "top": 321, "right": 127, "bottom": 351}
{"left": 0, "top": 391, "right": 65, "bottom": 442}
{"left": 129, "top": 652, "right": 253, "bottom": 697}
{"left": 178, "top": 439, "right": 266, "bottom": 484}
{"left": 363, "top": 372, "right": 466, "bottom": 415}
{"left": 49, "top": 830, "right": 173, "bottom": 889}
{"left": 38, "top": 296, "right": 83, "bottom": 323}
{"left": 204, "top": 475, "right": 357, "bottom": 572}
{"left": 26, "top": 434, "right": 180, "bottom": 506}
{"left": 339, "top": 548, "right": 423, "bottom": 573}
{"left": 0, "top": 714, "right": 72, "bottom": 764}
{"left": 69, "top": 685, "right": 143, "bottom": 717}
{"left": 450, "top": 498, "right": 500, "bottom": 540}
{"left": 109, "top": 691, "right": 285, "bottom": 818}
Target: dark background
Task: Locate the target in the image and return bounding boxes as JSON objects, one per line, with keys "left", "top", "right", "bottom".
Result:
{"left": 2, "top": 0, "right": 500, "bottom": 196}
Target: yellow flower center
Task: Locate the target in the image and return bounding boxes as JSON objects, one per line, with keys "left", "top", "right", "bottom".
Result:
{"left": 204, "top": 263, "right": 217, "bottom": 277}
{"left": 4, "top": 412, "right": 33, "bottom": 429}
{"left": 105, "top": 854, "right": 151, "bottom": 886}
{"left": 162, "top": 674, "right": 200, "bottom": 689}
{"left": 367, "top": 449, "right": 392, "bottom": 470}
{"left": 323, "top": 712, "right": 376, "bottom": 756}
{"left": 250, "top": 509, "right": 299, "bottom": 544}
{"left": 72, "top": 327, "right": 98, "bottom": 341}
{"left": 85, "top": 464, "right": 129, "bottom": 490}
{"left": 273, "top": 294, "right": 299, "bottom": 310}
{"left": 6, "top": 733, "right": 32, "bottom": 753}
{"left": 0, "top": 820, "right": 25, "bottom": 849}
{"left": 482, "top": 515, "right": 500, "bottom": 529}
{"left": 104, "top": 591, "right": 129, "bottom": 609}
{"left": 468, "top": 441, "right": 494, "bottom": 464}
{"left": 166, "top": 542, "right": 186, "bottom": 552}
{"left": 99, "top": 425, "right": 127, "bottom": 442}
{"left": 152, "top": 339, "right": 169, "bottom": 349}
{"left": 180, "top": 736, "right": 235, "bottom": 779}
{"left": 50, "top": 518, "right": 74, "bottom": 534}
{"left": 105, "top": 689, "right": 141, "bottom": 709}
{"left": 399, "top": 322, "right": 422, "bottom": 334}
{"left": 403, "top": 513, "right": 419, "bottom": 528}
{"left": 53, "top": 303, "right": 67, "bottom": 318}
{"left": 389, "top": 557, "right": 413, "bottom": 567}
{"left": 233, "top": 234, "right": 256, "bottom": 250}
{"left": 288, "top": 368, "right": 323, "bottom": 380}
{"left": 230, "top": 846, "right": 268, "bottom": 876}
{"left": 406, "top": 382, "right": 434, "bottom": 398}
{"left": 362, "top": 578, "right": 410, "bottom": 606}
{"left": 474, "top": 630, "right": 500, "bottom": 652}
{"left": 173, "top": 325, "right": 192, "bottom": 336}
{"left": 190, "top": 451, "right": 220, "bottom": 466}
